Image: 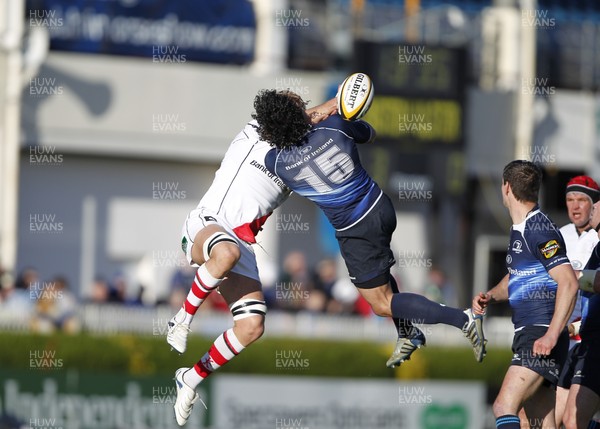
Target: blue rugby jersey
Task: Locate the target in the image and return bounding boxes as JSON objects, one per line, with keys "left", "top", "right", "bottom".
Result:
{"left": 265, "top": 115, "right": 382, "bottom": 231}
{"left": 581, "top": 242, "right": 600, "bottom": 336}
{"left": 506, "top": 207, "right": 570, "bottom": 329}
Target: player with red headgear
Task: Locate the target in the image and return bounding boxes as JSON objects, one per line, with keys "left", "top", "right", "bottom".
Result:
{"left": 555, "top": 175, "right": 600, "bottom": 427}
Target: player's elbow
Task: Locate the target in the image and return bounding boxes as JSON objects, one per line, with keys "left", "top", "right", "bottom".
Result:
{"left": 564, "top": 278, "right": 580, "bottom": 298}
{"left": 366, "top": 126, "right": 376, "bottom": 144}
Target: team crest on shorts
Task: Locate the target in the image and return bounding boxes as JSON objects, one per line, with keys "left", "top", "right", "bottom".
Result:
{"left": 181, "top": 236, "right": 188, "bottom": 254}
{"left": 539, "top": 239, "right": 560, "bottom": 259}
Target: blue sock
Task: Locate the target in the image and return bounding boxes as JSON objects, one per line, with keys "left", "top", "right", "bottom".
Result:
{"left": 390, "top": 293, "right": 468, "bottom": 329}
{"left": 389, "top": 277, "right": 416, "bottom": 338}
{"left": 588, "top": 420, "right": 600, "bottom": 429}
{"left": 496, "top": 415, "right": 520, "bottom": 428}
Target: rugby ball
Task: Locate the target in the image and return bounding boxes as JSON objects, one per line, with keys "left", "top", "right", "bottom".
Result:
{"left": 337, "top": 72, "right": 374, "bottom": 121}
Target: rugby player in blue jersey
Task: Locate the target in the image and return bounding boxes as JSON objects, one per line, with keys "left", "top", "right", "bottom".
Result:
{"left": 473, "top": 160, "right": 579, "bottom": 429}
{"left": 253, "top": 89, "right": 487, "bottom": 367}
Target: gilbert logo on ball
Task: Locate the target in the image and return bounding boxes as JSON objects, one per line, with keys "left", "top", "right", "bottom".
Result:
{"left": 337, "top": 72, "right": 374, "bottom": 121}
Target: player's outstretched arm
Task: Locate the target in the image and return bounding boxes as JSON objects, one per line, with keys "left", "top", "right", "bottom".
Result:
{"left": 472, "top": 273, "right": 509, "bottom": 315}
{"left": 306, "top": 98, "right": 337, "bottom": 125}
{"left": 578, "top": 269, "right": 600, "bottom": 293}
{"left": 355, "top": 120, "right": 376, "bottom": 144}
{"left": 533, "top": 264, "right": 578, "bottom": 356}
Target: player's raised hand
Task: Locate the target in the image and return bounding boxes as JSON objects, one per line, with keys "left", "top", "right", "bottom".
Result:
{"left": 472, "top": 292, "right": 490, "bottom": 315}
{"left": 307, "top": 98, "right": 338, "bottom": 125}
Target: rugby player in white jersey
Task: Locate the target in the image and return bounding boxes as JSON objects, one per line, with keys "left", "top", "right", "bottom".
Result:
{"left": 555, "top": 176, "right": 600, "bottom": 427}
{"left": 167, "top": 96, "right": 338, "bottom": 426}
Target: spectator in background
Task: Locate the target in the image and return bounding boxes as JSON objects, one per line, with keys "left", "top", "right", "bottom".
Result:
{"left": 32, "top": 276, "right": 80, "bottom": 334}
{"left": 168, "top": 264, "right": 197, "bottom": 310}
{"left": 423, "top": 266, "right": 458, "bottom": 308}
{"left": 274, "top": 251, "right": 314, "bottom": 312}
{"left": 108, "top": 272, "right": 127, "bottom": 303}
{"left": 89, "top": 276, "right": 110, "bottom": 304}
{"left": 1, "top": 267, "right": 38, "bottom": 315}
{"left": 170, "top": 264, "right": 197, "bottom": 296}
{"left": 313, "top": 258, "right": 365, "bottom": 315}
{"left": 312, "top": 258, "right": 339, "bottom": 313}
{"left": 0, "top": 265, "right": 9, "bottom": 303}
{"left": 14, "top": 266, "right": 39, "bottom": 291}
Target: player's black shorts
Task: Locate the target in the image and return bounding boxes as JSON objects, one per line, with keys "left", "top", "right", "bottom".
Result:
{"left": 570, "top": 333, "right": 600, "bottom": 397}
{"left": 510, "top": 325, "right": 569, "bottom": 386}
{"left": 335, "top": 193, "right": 396, "bottom": 289}
{"left": 557, "top": 343, "right": 581, "bottom": 389}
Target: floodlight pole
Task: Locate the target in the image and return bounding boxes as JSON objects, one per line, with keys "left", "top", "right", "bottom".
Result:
{"left": 514, "top": 0, "right": 536, "bottom": 161}
{"left": 0, "top": 0, "right": 24, "bottom": 278}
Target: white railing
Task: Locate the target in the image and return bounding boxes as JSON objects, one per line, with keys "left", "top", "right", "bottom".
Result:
{"left": 0, "top": 304, "right": 516, "bottom": 347}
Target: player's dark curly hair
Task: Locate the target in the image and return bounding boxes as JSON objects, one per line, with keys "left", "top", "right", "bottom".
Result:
{"left": 252, "top": 89, "right": 311, "bottom": 149}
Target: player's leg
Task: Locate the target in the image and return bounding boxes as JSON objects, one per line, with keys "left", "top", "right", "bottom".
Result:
{"left": 181, "top": 224, "right": 240, "bottom": 315}
{"left": 354, "top": 279, "right": 393, "bottom": 317}
{"left": 554, "top": 386, "right": 570, "bottom": 427}
{"left": 493, "top": 366, "right": 546, "bottom": 429}
{"left": 334, "top": 195, "right": 423, "bottom": 366}
{"left": 342, "top": 192, "right": 476, "bottom": 336}
{"left": 181, "top": 272, "right": 265, "bottom": 386}
{"left": 168, "top": 223, "right": 240, "bottom": 353}
{"left": 189, "top": 224, "right": 241, "bottom": 277}
{"left": 522, "top": 383, "right": 556, "bottom": 429}
{"left": 563, "top": 338, "right": 600, "bottom": 429}
{"left": 555, "top": 343, "right": 578, "bottom": 427}
{"left": 517, "top": 408, "right": 530, "bottom": 429}
{"left": 174, "top": 272, "right": 265, "bottom": 426}
{"left": 563, "top": 384, "right": 600, "bottom": 429}
{"left": 358, "top": 285, "right": 486, "bottom": 362}
{"left": 385, "top": 276, "right": 426, "bottom": 368}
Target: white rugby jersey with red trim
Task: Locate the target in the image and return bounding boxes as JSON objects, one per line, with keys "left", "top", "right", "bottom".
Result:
{"left": 196, "top": 120, "right": 291, "bottom": 243}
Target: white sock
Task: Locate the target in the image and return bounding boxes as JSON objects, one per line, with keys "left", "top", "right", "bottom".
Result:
{"left": 174, "top": 307, "right": 193, "bottom": 326}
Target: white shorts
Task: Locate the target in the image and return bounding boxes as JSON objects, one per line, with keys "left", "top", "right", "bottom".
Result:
{"left": 181, "top": 208, "right": 260, "bottom": 282}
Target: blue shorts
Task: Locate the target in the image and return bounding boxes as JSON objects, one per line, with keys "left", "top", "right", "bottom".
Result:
{"left": 557, "top": 342, "right": 581, "bottom": 389}
{"left": 571, "top": 333, "right": 600, "bottom": 397}
{"left": 510, "top": 325, "right": 569, "bottom": 386}
{"left": 335, "top": 193, "right": 396, "bottom": 288}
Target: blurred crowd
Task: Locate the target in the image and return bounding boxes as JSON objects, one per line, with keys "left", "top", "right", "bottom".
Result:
{"left": 167, "top": 250, "right": 456, "bottom": 318}
{"left": 0, "top": 266, "right": 79, "bottom": 334}
{"left": 0, "top": 251, "right": 456, "bottom": 333}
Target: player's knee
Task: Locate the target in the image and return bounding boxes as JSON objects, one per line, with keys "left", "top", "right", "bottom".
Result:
{"left": 202, "top": 231, "right": 240, "bottom": 271}
{"left": 492, "top": 399, "right": 508, "bottom": 418}
{"left": 369, "top": 301, "right": 391, "bottom": 317}
{"left": 238, "top": 315, "right": 265, "bottom": 344}
{"left": 212, "top": 243, "right": 241, "bottom": 271}
{"left": 230, "top": 298, "right": 267, "bottom": 344}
